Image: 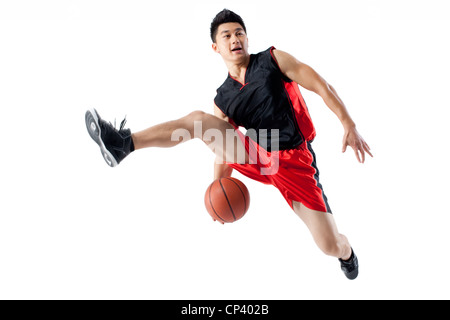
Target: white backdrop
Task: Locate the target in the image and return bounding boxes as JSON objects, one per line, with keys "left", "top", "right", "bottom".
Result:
{"left": 1, "top": 0, "right": 449, "bottom": 300}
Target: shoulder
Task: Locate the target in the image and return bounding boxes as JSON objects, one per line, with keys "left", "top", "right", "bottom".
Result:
{"left": 215, "top": 75, "right": 233, "bottom": 95}
{"left": 270, "top": 48, "right": 297, "bottom": 71}
{"left": 255, "top": 46, "right": 292, "bottom": 82}
{"left": 214, "top": 75, "right": 233, "bottom": 108}
{"left": 252, "top": 46, "right": 276, "bottom": 65}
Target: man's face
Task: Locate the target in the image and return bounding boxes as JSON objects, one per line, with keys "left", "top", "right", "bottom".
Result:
{"left": 212, "top": 22, "right": 249, "bottom": 62}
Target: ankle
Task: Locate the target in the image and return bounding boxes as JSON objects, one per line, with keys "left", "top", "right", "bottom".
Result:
{"left": 130, "top": 134, "right": 136, "bottom": 152}
{"left": 341, "top": 248, "right": 353, "bottom": 262}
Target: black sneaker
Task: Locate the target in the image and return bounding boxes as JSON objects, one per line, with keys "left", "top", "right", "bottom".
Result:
{"left": 85, "top": 108, "right": 134, "bottom": 167}
{"left": 339, "top": 249, "right": 359, "bottom": 280}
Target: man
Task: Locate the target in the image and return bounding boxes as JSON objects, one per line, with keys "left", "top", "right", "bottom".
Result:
{"left": 85, "top": 9, "right": 372, "bottom": 280}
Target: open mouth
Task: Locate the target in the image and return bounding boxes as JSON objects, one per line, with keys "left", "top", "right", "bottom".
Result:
{"left": 232, "top": 47, "right": 243, "bottom": 52}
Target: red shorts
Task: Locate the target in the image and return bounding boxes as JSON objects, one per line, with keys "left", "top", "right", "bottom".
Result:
{"left": 227, "top": 128, "right": 332, "bottom": 213}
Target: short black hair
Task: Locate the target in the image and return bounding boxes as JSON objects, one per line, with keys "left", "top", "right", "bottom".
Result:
{"left": 210, "top": 9, "right": 247, "bottom": 43}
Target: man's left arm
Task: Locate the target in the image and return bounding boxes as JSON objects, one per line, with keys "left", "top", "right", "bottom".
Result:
{"left": 272, "top": 49, "right": 373, "bottom": 163}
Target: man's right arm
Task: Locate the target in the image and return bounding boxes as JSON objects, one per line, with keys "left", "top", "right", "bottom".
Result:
{"left": 213, "top": 104, "right": 233, "bottom": 180}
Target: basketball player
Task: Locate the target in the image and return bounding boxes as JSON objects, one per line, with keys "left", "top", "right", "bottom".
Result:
{"left": 85, "top": 9, "right": 372, "bottom": 280}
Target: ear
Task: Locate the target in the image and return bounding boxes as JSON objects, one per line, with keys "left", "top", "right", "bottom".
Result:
{"left": 212, "top": 43, "right": 220, "bottom": 53}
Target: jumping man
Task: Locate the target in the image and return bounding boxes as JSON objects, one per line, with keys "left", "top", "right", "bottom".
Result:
{"left": 85, "top": 9, "right": 372, "bottom": 280}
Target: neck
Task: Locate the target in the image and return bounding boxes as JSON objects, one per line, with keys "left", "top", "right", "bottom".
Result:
{"left": 226, "top": 54, "right": 251, "bottom": 80}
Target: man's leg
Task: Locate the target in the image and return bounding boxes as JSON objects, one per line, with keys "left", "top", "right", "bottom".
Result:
{"left": 292, "top": 200, "right": 359, "bottom": 279}
{"left": 132, "top": 110, "right": 248, "bottom": 163}
{"left": 292, "top": 201, "right": 351, "bottom": 260}
{"left": 86, "top": 109, "right": 248, "bottom": 166}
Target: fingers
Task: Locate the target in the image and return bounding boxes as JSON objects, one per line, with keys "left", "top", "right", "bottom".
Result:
{"left": 352, "top": 143, "right": 374, "bottom": 163}
{"left": 353, "top": 145, "right": 362, "bottom": 163}
{"left": 363, "top": 141, "right": 373, "bottom": 158}
{"left": 360, "top": 145, "right": 365, "bottom": 163}
{"left": 342, "top": 131, "right": 373, "bottom": 163}
{"left": 343, "top": 140, "right": 364, "bottom": 163}
{"left": 342, "top": 134, "right": 348, "bottom": 153}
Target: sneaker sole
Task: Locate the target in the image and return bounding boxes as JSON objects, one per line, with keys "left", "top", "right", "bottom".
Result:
{"left": 85, "top": 108, "right": 118, "bottom": 167}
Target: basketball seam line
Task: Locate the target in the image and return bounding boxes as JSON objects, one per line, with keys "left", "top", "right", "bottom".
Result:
{"left": 219, "top": 179, "right": 236, "bottom": 221}
{"left": 225, "top": 177, "right": 247, "bottom": 213}
{"left": 209, "top": 184, "right": 226, "bottom": 223}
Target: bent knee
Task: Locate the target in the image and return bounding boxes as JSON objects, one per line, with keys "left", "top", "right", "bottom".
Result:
{"left": 185, "top": 110, "right": 218, "bottom": 139}
{"left": 187, "top": 110, "right": 207, "bottom": 122}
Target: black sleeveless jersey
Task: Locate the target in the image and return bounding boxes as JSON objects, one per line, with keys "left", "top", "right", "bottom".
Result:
{"left": 214, "top": 46, "right": 316, "bottom": 151}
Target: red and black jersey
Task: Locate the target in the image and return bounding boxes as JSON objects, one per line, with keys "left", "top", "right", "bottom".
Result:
{"left": 214, "top": 46, "right": 316, "bottom": 151}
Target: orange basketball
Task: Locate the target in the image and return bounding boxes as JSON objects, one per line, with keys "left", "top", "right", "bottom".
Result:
{"left": 205, "top": 177, "right": 250, "bottom": 224}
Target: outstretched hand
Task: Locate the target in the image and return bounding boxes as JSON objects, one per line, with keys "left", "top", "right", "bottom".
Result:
{"left": 342, "top": 127, "right": 373, "bottom": 163}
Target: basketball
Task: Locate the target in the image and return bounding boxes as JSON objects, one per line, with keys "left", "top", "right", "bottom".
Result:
{"left": 204, "top": 177, "right": 250, "bottom": 224}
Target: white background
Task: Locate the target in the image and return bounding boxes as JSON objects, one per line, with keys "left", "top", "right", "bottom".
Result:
{"left": 1, "top": 0, "right": 449, "bottom": 300}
